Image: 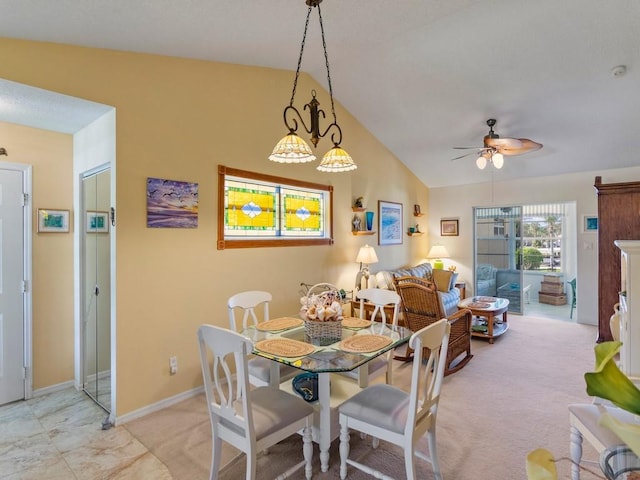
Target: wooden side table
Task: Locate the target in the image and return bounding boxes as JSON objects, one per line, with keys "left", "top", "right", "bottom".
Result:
{"left": 455, "top": 281, "right": 466, "bottom": 300}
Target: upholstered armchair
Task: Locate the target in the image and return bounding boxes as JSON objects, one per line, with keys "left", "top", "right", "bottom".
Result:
{"left": 476, "top": 264, "right": 498, "bottom": 297}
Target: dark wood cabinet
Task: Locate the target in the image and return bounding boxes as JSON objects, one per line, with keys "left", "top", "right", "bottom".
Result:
{"left": 594, "top": 176, "right": 640, "bottom": 342}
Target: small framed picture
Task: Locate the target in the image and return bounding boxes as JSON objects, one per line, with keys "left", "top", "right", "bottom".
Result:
{"left": 38, "top": 209, "right": 70, "bottom": 233}
{"left": 582, "top": 215, "right": 598, "bottom": 233}
{"left": 441, "top": 219, "right": 459, "bottom": 237}
{"left": 414, "top": 204, "right": 421, "bottom": 215}
{"left": 86, "top": 211, "right": 110, "bottom": 233}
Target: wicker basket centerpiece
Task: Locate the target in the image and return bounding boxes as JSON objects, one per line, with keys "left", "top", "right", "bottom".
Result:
{"left": 300, "top": 283, "right": 344, "bottom": 346}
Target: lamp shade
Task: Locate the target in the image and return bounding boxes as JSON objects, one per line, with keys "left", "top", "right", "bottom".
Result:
{"left": 356, "top": 244, "right": 379, "bottom": 265}
{"left": 317, "top": 146, "right": 357, "bottom": 172}
{"left": 427, "top": 245, "right": 450, "bottom": 259}
{"left": 269, "top": 133, "right": 316, "bottom": 163}
{"left": 476, "top": 155, "right": 487, "bottom": 170}
{"left": 492, "top": 152, "right": 504, "bottom": 169}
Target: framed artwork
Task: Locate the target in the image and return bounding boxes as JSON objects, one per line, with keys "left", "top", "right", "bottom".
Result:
{"left": 378, "top": 200, "right": 403, "bottom": 245}
{"left": 147, "top": 177, "right": 199, "bottom": 228}
{"left": 441, "top": 219, "right": 459, "bottom": 236}
{"left": 37, "top": 209, "right": 70, "bottom": 233}
{"left": 86, "top": 211, "right": 109, "bottom": 233}
{"left": 582, "top": 215, "right": 598, "bottom": 233}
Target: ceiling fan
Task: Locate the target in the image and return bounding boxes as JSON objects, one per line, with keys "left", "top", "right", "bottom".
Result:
{"left": 452, "top": 118, "right": 543, "bottom": 169}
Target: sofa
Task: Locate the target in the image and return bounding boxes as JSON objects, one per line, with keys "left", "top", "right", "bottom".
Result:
{"left": 368, "top": 262, "right": 460, "bottom": 317}
{"left": 475, "top": 264, "right": 497, "bottom": 297}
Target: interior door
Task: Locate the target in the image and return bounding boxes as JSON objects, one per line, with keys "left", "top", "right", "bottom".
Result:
{"left": 0, "top": 168, "right": 25, "bottom": 405}
{"left": 474, "top": 206, "right": 523, "bottom": 314}
{"left": 82, "top": 168, "right": 111, "bottom": 411}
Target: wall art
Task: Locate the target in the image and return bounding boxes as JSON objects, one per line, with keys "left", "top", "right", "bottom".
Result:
{"left": 378, "top": 200, "right": 403, "bottom": 245}
{"left": 147, "top": 177, "right": 198, "bottom": 228}
{"left": 37, "top": 209, "right": 70, "bottom": 233}
{"left": 86, "top": 211, "right": 109, "bottom": 233}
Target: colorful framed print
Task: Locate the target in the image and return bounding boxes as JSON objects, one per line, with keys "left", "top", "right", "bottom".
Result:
{"left": 582, "top": 215, "right": 598, "bottom": 233}
{"left": 86, "top": 211, "right": 109, "bottom": 233}
{"left": 441, "top": 219, "right": 459, "bottom": 236}
{"left": 147, "top": 177, "right": 199, "bottom": 228}
{"left": 378, "top": 200, "right": 403, "bottom": 246}
{"left": 38, "top": 209, "right": 70, "bottom": 233}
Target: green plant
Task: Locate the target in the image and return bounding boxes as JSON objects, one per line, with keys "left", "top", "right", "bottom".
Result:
{"left": 517, "top": 246, "right": 544, "bottom": 270}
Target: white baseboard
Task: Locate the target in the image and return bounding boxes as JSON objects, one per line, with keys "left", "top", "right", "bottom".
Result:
{"left": 33, "top": 380, "right": 77, "bottom": 397}
{"left": 114, "top": 385, "right": 204, "bottom": 426}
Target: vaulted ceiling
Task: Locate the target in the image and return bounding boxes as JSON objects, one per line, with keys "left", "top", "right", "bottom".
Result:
{"left": 0, "top": 0, "right": 638, "bottom": 187}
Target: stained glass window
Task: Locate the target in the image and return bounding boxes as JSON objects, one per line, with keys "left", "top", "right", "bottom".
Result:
{"left": 218, "top": 165, "right": 333, "bottom": 249}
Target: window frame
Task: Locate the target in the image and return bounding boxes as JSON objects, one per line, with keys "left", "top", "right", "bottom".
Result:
{"left": 217, "top": 165, "right": 334, "bottom": 250}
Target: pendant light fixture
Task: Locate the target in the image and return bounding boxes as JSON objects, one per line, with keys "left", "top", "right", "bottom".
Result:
{"left": 268, "top": 0, "right": 357, "bottom": 172}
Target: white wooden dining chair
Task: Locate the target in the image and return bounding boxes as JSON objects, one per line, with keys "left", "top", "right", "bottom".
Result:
{"left": 197, "top": 324, "right": 314, "bottom": 480}
{"left": 227, "top": 290, "right": 298, "bottom": 387}
{"left": 338, "top": 318, "right": 450, "bottom": 480}
{"left": 339, "top": 288, "right": 401, "bottom": 388}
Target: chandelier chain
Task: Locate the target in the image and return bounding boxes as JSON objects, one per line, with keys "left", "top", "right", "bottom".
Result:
{"left": 317, "top": 4, "right": 337, "bottom": 123}
{"left": 289, "top": 6, "right": 313, "bottom": 107}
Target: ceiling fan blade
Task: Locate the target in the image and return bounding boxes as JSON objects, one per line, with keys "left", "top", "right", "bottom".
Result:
{"left": 498, "top": 138, "right": 543, "bottom": 156}
{"left": 453, "top": 146, "right": 483, "bottom": 150}
{"left": 450, "top": 151, "right": 480, "bottom": 161}
{"left": 485, "top": 137, "right": 523, "bottom": 149}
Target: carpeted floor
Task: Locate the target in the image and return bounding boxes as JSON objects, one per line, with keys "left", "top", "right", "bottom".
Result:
{"left": 124, "top": 315, "right": 606, "bottom": 479}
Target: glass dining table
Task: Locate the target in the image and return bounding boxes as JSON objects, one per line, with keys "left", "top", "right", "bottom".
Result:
{"left": 241, "top": 319, "right": 412, "bottom": 473}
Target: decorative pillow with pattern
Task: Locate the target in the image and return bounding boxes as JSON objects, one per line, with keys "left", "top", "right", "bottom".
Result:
{"left": 409, "top": 263, "right": 433, "bottom": 280}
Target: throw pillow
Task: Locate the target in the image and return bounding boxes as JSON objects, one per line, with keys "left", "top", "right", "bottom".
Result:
{"left": 432, "top": 269, "right": 453, "bottom": 293}
{"left": 449, "top": 272, "right": 459, "bottom": 291}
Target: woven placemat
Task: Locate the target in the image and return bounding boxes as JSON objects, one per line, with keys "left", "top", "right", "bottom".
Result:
{"left": 255, "top": 317, "right": 303, "bottom": 332}
{"left": 476, "top": 296, "right": 496, "bottom": 303}
{"left": 339, "top": 334, "right": 393, "bottom": 353}
{"left": 468, "top": 302, "right": 490, "bottom": 309}
{"left": 342, "top": 317, "right": 372, "bottom": 329}
{"left": 254, "top": 338, "right": 315, "bottom": 357}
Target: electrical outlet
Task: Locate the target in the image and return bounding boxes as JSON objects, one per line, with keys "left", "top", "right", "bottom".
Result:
{"left": 169, "top": 356, "right": 178, "bottom": 375}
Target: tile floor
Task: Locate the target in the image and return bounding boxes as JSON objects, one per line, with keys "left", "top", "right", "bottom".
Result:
{"left": 0, "top": 387, "right": 170, "bottom": 480}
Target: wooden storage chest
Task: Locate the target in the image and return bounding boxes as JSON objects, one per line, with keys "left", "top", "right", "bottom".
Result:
{"left": 540, "top": 281, "right": 565, "bottom": 295}
{"left": 543, "top": 274, "right": 562, "bottom": 284}
{"left": 539, "top": 292, "right": 567, "bottom": 305}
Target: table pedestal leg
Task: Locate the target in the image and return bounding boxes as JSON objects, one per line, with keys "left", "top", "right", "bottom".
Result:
{"left": 318, "top": 372, "right": 331, "bottom": 472}
{"left": 269, "top": 361, "right": 280, "bottom": 388}
{"left": 487, "top": 313, "right": 494, "bottom": 344}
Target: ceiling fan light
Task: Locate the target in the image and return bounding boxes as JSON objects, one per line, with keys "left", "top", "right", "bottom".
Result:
{"left": 492, "top": 152, "right": 504, "bottom": 169}
{"left": 476, "top": 155, "right": 487, "bottom": 170}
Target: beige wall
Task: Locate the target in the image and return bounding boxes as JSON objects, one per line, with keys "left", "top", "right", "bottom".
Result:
{"left": 0, "top": 38, "right": 429, "bottom": 417}
{"left": 0, "top": 122, "right": 74, "bottom": 388}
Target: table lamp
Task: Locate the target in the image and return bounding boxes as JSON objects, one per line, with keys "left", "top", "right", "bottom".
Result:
{"left": 356, "top": 244, "right": 379, "bottom": 288}
{"left": 427, "top": 244, "right": 449, "bottom": 270}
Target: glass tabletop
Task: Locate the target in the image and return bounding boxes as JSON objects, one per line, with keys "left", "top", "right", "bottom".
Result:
{"left": 241, "top": 322, "right": 412, "bottom": 374}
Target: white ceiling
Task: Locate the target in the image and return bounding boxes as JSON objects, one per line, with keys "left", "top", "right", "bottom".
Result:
{"left": 0, "top": 0, "right": 638, "bottom": 188}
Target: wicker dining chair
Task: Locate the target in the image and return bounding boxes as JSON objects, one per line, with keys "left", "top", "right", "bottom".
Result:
{"left": 394, "top": 275, "right": 473, "bottom": 376}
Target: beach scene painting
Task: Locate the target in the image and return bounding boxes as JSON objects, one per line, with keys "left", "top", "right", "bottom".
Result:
{"left": 378, "top": 200, "right": 403, "bottom": 245}
{"left": 147, "top": 177, "right": 198, "bottom": 228}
